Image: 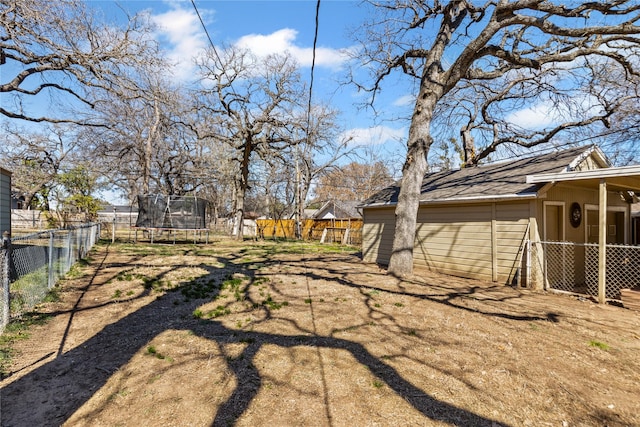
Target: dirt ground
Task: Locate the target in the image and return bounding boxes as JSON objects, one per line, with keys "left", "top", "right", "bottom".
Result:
{"left": 1, "top": 238, "right": 639, "bottom": 427}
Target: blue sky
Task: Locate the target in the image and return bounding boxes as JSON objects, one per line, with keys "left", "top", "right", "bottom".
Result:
{"left": 92, "top": 0, "right": 412, "bottom": 167}
{"left": 101, "top": 1, "right": 565, "bottom": 162}
{"left": 4, "top": 0, "right": 577, "bottom": 206}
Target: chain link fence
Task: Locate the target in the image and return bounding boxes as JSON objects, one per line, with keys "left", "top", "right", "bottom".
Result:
{"left": 587, "top": 243, "right": 640, "bottom": 299}
{"left": 0, "top": 223, "right": 100, "bottom": 333}
{"left": 528, "top": 241, "right": 640, "bottom": 301}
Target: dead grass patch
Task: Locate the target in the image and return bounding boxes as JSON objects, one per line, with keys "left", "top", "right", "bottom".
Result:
{"left": 1, "top": 238, "right": 639, "bottom": 426}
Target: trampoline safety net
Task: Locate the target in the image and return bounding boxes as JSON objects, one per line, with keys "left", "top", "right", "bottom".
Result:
{"left": 136, "top": 195, "right": 208, "bottom": 229}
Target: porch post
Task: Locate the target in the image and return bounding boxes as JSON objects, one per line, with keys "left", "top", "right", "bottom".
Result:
{"left": 598, "top": 179, "right": 607, "bottom": 304}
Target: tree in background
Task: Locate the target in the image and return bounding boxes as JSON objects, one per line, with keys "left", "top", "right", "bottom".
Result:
{"left": 1, "top": 0, "right": 159, "bottom": 125}
{"left": 313, "top": 161, "right": 393, "bottom": 203}
{"left": 55, "top": 165, "right": 103, "bottom": 226}
{"left": 2, "top": 0, "right": 179, "bottom": 213}
{"left": 579, "top": 61, "right": 640, "bottom": 165}
{"left": 293, "top": 104, "right": 356, "bottom": 221}
{"left": 195, "top": 47, "right": 309, "bottom": 239}
{"left": 0, "top": 125, "right": 79, "bottom": 210}
{"left": 1, "top": 125, "right": 103, "bottom": 226}
{"left": 353, "top": 0, "right": 640, "bottom": 276}
{"left": 78, "top": 62, "right": 210, "bottom": 203}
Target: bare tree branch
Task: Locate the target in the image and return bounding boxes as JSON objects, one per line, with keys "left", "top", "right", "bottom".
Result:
{"left": 351, "top": 0, "right": 640, "bottom": 275}
{"left": 0, "top": 0, "right": 161, "bottom": 125}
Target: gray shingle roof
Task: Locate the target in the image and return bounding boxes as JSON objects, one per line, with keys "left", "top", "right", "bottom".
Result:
{"left": 313, "top": 200, "right": 362, "bottom": 218}
{"left": 362, "top": 146, "right": 596, "bottom": 206}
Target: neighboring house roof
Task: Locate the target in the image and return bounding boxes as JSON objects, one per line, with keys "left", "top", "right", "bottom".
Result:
{"left": 303, "top": 208, "right": 317, "bottom": 218}
{"left": 312, "top": 200, "right": 362, "bottom": 219}
{"left": 362, "top": 145, "right": 607, "bottom": 207}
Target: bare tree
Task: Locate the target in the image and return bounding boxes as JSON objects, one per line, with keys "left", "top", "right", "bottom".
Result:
{"left": 352, "top": 0, "right": 640, "bottom": 276}
{"left": 82, "top": 71, "right": 210, "bottom": 203}
{"left": 579, "top": 61, "right": 640, "bottom": 165}
{"left": 313, "top": 161, "right": 393, "bottom": 202}
{"left": 1, "top": 0, "right": 159, "bottom": 125}
{"left": 250, "top": 158, "right": 295, "bottom": 220}
{"left": 294, "top": 104, "right": 357, "bottom": 218}
{"left": 0, "top": 124, "right": 80, "bottom": 209}
{"left": 195, "top": 47, "right": 306, "bottom": 239}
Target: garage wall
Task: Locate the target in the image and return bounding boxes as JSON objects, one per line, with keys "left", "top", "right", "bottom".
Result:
{"left": 414, "top": 204, "right": 493, "bottom": 281}
{"left": 495, "top": 202, "right": 531, "bottom": 284}
{"left": 362, "top": 207, "right": 395, "bottom": 264}
{"left": 0, "top": 168, "right": 10, "bottom": 237}
{"left": 363, "top": 201, "right": 531, "bottom": 284}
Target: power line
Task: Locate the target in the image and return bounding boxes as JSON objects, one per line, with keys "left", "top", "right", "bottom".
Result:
{"left": 190, "top": 0, "right": 222, "bottom": 63}
{"left": 306, "top": 0, "right": 321, "bottom": 130}
{"left": 296, "top": 0, "right": 322, "bottom": 236}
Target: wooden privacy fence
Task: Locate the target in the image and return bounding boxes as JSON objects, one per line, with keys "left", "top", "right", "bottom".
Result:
{"left": 256, "top": 218, "right": 362, "bottom": 245}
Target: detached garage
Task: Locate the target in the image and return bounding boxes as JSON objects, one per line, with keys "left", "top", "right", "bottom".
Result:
{"left": 0, "top": 168, "right": 10, "bottom": 238}
{"left": 361, "top": 145, "right": 640, "bottom": 291}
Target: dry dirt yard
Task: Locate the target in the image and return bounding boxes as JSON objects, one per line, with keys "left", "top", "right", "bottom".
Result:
{"left": 1, "top": 238, "right": 639, "bottom": 427}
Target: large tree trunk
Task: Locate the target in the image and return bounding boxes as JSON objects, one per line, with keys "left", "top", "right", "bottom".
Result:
{"left": 142, "top": 99, "right": 161, "bottom": 195}
{"left": 233, "top": 179, "right": 245, "bottom": 240}
{"left": 387, "top": 89, "right": 436, "bottom": 277}
{"left": 382, "top": 1, "right": 471, "bottom": 277}
{"left": 233, "top": 141, "right": 252, "bottom": 240}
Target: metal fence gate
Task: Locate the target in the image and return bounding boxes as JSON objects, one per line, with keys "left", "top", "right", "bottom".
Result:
{"left": 528, "top": 241, "right": 640, "bottom": 300}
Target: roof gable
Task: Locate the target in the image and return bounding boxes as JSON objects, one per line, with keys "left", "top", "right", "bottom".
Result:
{"left": 313, "top": 200, "right": 362, "bottom": 218}
{"left": 362, "top": 145, "right": 601, "bottom": 207}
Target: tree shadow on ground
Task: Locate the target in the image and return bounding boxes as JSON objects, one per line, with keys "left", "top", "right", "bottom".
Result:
{"left": 291, "top": 254, "right": 561, "bottom": 323}
{"left": 1, "top": 244, "right": 509, "bottom": 427}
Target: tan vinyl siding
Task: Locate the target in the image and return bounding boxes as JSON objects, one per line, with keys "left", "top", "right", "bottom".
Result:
{"left": 0, "top": 168, "right": 11, "bottom": 236}
{"left": 414, "top": 204, "right": 493, "bottom": 282}
{"left": 363, "top": 201, "right": 531, "bottom": 284}
{"left": 495, "top": 202, "right": 530, "bottom": 284}
{"left": 539, "top": 183, "right": 628, "bottom": 244}
{"left": 574, "top": 155, "right": 605, "bottom": 171}
{"left": 544, "top": 184, "right": 626, "bottom": 208}
{"left": 362, "top": 207, "right": 395, "bottom": 264}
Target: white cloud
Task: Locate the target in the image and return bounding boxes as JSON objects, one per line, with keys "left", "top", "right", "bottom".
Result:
{"left": 151, "top": 4, "right": 209, "bottom": 80}
{"left": 235, "top": 28, "right": 349, "bottom": 70}
{"left": 148, "top": 4, "right": 349, "bottom": 80}
{"left": 341, "top": 126, "right": 406, "bottom": 146}
{"left": 506, "top": 92, "right": 605, "bottom": 130}
{"left": 392, "top": 94, "right": 415, "bottom": 108}
{"left": 505, "top": 102, "right": 559, "bottom": 129}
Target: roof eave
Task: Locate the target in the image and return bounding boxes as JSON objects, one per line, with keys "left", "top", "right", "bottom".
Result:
{"left": 527, "top": 164, "right": 640, "bottom": 184}
{"left": 361, "top": 192, "right": 538, "bottom": 209}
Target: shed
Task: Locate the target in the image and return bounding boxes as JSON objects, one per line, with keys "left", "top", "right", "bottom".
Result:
{"left": 361, "top": 145, "right": 640, "bottom": 293}
{"left": 0, "top": 168, "right": 11, "bottom": 237}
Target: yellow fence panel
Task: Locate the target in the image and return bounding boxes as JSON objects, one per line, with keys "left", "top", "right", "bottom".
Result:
{"left": 256, "top": 218, "right": 362, "bottom": 245}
